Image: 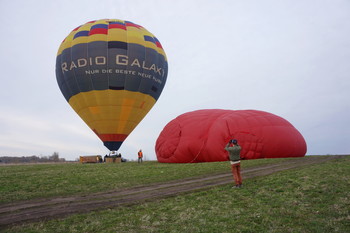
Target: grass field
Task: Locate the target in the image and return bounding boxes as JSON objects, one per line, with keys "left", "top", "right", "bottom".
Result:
{"left": 0, "top": 158, "right": 289, "bottom": 204}
{"left": 1, "top": 155, "right": 349, "bottom": 232}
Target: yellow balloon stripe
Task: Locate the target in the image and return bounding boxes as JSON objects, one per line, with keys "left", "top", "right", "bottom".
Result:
{"left": 68, "top": 90, "right": 156, "bottom": 135}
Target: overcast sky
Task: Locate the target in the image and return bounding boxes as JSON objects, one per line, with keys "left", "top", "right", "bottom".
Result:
{"left": 0, "top": 0, "right": 349, "bottom": 161}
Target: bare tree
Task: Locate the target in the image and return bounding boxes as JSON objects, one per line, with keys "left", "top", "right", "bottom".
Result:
{"left": 50, "top": 152, "right": 60, "bottom": 162}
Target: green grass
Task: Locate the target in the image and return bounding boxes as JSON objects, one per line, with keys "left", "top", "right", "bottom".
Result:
{"left": 3, "top": 156, "right": 350, "bottom": 232}
{"left": 0, "top": 158, "right": 289, "bottom": 204}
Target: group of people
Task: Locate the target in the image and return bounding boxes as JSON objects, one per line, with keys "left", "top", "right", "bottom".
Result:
{"left": 110, "top": 141, "right": 242, "bottom": 189}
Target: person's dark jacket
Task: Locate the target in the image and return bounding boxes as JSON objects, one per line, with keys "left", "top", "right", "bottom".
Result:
{"left": 225, "top": 143, "right": 241, "bottom": 161}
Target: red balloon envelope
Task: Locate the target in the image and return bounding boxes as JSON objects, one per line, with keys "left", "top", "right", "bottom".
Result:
{"left": 155, "top": 109, "right": 307, "bottom": 163}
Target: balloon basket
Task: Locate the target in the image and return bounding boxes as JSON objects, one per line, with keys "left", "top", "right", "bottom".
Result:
{"left": 106, "top": 157, "right": 121, "bottom": 163}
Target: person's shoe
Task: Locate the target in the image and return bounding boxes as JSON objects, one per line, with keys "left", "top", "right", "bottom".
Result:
{"left": 232, "top": 185, "right": 239, "bottom": 188}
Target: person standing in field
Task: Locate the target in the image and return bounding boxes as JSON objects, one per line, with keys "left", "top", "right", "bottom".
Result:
{"left": 225, "top": 139, "right": 242, "bottom": 188}
{"left": 138, "top": 149, "right": 143, "bottom": 163}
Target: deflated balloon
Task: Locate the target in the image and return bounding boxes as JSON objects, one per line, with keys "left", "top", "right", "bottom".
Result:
{"left": 156, "top": 109, "right": 307, "bottom": 163}
{"left": 56, "top": 19, "right": 168, "bottom": 151}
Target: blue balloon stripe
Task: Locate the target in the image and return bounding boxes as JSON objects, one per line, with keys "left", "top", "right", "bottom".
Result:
{"left": 91, "top": 24, "right": 109, "bottom": 30}
{"left": 144, "top": 35, "right": 156, "bottom": 43}
{"left": 73, "top": 30, "right": 89, "bottom": 39}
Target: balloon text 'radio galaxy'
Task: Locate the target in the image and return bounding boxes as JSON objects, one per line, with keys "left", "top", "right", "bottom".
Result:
{"left": 60, "top": 55, "right": 166, "bottom": 77}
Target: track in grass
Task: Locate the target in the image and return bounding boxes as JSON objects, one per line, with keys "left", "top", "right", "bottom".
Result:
{"left": 0, "top": 156, "right": 339, "bottom": 228}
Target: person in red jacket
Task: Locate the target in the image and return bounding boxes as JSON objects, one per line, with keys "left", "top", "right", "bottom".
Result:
{"left": 138, "top": 150, "right": 143, "bottom": 163}
{"left": 225, "top": 139, "right": 242, "bottom": 188}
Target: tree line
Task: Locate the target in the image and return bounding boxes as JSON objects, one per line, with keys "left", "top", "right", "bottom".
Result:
{"left": 0, "top": 152, "right": 65, "bottom": 164}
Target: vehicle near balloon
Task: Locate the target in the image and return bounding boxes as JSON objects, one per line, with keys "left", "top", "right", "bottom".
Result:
{"left": 155, "top": 109, "right": 307, "bottom": 163}
{"left": 79, "top": 155, "right": 103, "bottom": 163}
{"left": 56, "top": 19, "right": 168, "bottom": 151}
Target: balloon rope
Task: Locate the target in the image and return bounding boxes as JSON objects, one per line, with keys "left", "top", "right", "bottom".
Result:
{"left": 188, "top": 140, "right": 206, "bottom": 163}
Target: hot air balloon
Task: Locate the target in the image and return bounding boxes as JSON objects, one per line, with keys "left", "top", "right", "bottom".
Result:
{"left": 56, "top": 19, "right": 168, "bottom": 151}
{"left": 156, "top": 109, "right": 307, "bottom": 163}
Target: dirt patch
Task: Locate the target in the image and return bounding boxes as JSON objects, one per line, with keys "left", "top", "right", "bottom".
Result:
{"left": 0, "top": 156, "right": 340, "bottom": 228}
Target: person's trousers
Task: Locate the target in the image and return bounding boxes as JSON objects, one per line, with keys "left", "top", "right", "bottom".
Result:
{"left": 231, "top": 163, "right": 242, "bottom": 186}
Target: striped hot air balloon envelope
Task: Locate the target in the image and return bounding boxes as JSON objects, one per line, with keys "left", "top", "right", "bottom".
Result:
{"left": 56, "top": 19, "right": 168, "bottom": 151}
